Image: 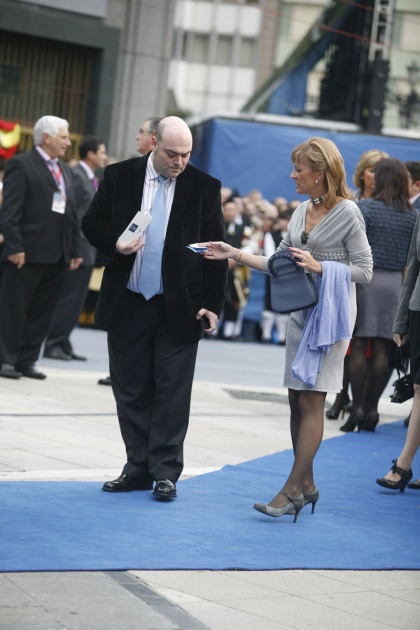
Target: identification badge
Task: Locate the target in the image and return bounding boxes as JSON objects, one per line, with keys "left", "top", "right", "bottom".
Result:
{"left": 52, "top": 192, "right": 66, "bottom": 214}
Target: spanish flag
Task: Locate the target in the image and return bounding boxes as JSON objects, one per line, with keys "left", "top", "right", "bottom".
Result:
{"left": 0, "top": 120, "right": 21, "bottom": 159}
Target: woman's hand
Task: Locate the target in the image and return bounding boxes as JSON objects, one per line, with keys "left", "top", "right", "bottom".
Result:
{"left": 289, "top": 247, "right": 322, "bottom": 274}
{"left": 198, "top": 241, "right": 236, "bottom": 261}
{"left": 394, "top": 333, "right": 409, "bottom": 347}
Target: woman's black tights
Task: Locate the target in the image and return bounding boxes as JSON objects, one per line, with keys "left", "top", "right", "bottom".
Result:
{"left": 349, "top": 336, "right": 393, "bottom": 416}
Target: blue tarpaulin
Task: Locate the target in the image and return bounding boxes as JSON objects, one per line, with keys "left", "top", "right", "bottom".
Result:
{"left": 190, "top": 117, "right": 420, "bottom": 201}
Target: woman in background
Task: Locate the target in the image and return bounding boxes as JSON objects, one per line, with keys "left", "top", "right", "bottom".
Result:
{"left": 376, "top": 211, "right": 420, "bottom": 492}
{"left": 344, "top": 158, "right": 416, "bottom": 432}
{"left": 353, "top": 148, "right": 389, "bottom": 201}
{"left": 326, "top": 148, "right": 388, "bottom": 420}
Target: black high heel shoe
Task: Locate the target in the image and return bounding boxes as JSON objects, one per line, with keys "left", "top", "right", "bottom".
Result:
{"left": 376, "top": 459, "right": 413, "bottom": 493}
{"left": 340, "top": 410, "right": 364, "bottom": 432}
{"left": 303, "top": 486, "right": 319, "bottom": 514}
{"left": 359, "top": 411, "right": 379, "bottom": 432}
{"left": 407, "top": 479, "right": 420, "bottom": 489}
{"left": 325, "top": 393, "right": 351, "bottom": 420}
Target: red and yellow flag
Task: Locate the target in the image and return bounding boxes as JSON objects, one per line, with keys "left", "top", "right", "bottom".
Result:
{"left": 0, "top": 120, "right": 21, "bottom": 159}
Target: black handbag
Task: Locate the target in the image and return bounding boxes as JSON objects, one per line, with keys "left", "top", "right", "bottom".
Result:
{"left": 267, "top": 250, "right": 319, "bottom": 314}
{"left": 390, "top": 347, "right": 414, "bottom": 403}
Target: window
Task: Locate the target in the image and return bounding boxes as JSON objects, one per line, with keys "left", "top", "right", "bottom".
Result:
{"left": 216, "top": 35, "right": 233, "bottom": 65}
{"left": 0, "top": 65, "right": 21, "bottom": 96}
{"left": 391, "top": 11, "right": 402, "bottom": 46}
{"left": 191, "top": 34, "right": 210, "bottom": 63}
{"left": 279, "top": 3, "right": 293, "bottom": 38}
{"left": 239, "top": 38, "right": 255, "bottom": 67}
{"left": 0, "top": 32, "right": 93, "bottom": 134}
{"left": 172, "top": 30, "right": 185, "bottom": 60}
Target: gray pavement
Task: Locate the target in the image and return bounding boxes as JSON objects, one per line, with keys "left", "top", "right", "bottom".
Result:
{"left": 0, "top": 327, "right": 418, "bottom": 630}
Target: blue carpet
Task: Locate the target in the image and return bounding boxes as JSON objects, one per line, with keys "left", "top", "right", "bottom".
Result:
{"left": 1, "top": 421, "right": 419, "bottom": 572}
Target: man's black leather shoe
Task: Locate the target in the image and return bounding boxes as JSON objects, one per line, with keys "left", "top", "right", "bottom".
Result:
{"left": 153, "top": 479, "right": 177, "bottom": 500}
{"left": 16, "top": 364, "right": 47, "bottom": 380}
{"left": 70, "top": 352, "right": 87, "bottom": 361}
{"left": 102, "top": 473, "right": 153, "bottom": 492}
{"left": 44, "top": 347, "right": 72, "bottom": 361}
{"left": 98, "top": 376, "right": 112, "bottom": 386}
{"left": 0, "top": 364, "right": 22, "bottom": 379}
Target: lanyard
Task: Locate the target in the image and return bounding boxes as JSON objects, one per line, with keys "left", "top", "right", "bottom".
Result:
{"left": 48, "top": 160, "right": 65, "bottom": 197}
{"left": 49, "top": 162, "right": 62, "bottom": 186}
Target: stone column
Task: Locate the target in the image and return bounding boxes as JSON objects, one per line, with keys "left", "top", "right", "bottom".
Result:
{"left": 106, "top": 0, "right": 175, "bottom": 159}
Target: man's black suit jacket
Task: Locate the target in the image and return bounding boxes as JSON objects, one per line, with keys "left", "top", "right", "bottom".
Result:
{"left": 82, "top": 155, "right": 228, "bottom": 344}
{"left": 72, "top": 163, "right": 98, "bottom": 267}
{"left": 0, "top": 148, "right": 81, "bottom": 264}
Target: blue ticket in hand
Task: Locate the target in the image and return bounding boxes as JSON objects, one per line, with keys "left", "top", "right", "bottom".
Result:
{"left": 186, "top": 243, "right": 209, "bottom": 253}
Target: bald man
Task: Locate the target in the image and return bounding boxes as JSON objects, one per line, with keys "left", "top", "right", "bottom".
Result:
{"left": 83, "top": 117, "right": 227, "bottom": 500}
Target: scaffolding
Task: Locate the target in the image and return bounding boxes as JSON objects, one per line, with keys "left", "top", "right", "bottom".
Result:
{"left": 369, "top": 0, "right": 394, "bottom": 61}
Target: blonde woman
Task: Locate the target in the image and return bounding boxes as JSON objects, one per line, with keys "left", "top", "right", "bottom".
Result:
{"left": 200, "top": 137, "right": 373, "bottom": 521}
{"left": 353, "top": 148, "right": 389, "bottom": 200}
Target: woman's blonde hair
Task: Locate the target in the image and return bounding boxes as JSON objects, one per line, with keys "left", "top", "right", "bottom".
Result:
{"left": 291, "top": 137, "right": 353, "bottom": 209}
{"left": 352, "top": 149, "right": 389, "bottom": 191}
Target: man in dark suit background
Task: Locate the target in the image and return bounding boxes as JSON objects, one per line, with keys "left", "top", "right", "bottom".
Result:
{"left": 44, "top": 136, "right": 108, "bottom": 361}
{"left": 0, "top": 115, "right": 82, "bottom": 380}
{"left": 135, "top": 116, "right": 162, "bottom": 156}
{"left": 406, "top": 161, "right": 420, "bottom": 212}
{"left": 82, "top": 116, "right": 227, "bottom": 500}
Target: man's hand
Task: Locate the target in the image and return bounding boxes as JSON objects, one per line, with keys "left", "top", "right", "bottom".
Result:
{"left": 8, "top": 252, "right": 25, "bottom": 269}
{"left": 197, "top": 308, "right": 218, "bottom": 334}
{"left": 116, "top": 238, "right": 145, "bottom": 255}
{"left": 69, "top": 257, "right": 83, "bottom": 271}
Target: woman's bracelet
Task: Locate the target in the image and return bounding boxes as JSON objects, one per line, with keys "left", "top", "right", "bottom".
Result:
{"left": 234, "top": 249, "right": 242, "bottom": 264}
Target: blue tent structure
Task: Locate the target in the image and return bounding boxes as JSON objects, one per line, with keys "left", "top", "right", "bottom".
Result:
{"left": 189, "top": 113, "right": 420, "bottom": 201}
{"left": 243, "top": 0, "right": 355, "bottom": 117}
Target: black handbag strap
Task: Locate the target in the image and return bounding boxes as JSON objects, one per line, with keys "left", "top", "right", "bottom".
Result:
{"left": 395, "top": 345, "right": 408, "bottom": 379}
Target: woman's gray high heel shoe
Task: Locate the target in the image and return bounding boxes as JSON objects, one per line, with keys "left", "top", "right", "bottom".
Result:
{"left": 303, "top": 486, "right": 319, "bottom": 514}
{"left": 253, "top": 491, "right": 305, "bottom": 523}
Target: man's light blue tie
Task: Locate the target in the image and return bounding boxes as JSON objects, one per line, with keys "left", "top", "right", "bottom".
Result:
{"left": 138, "top": 174, "right": 168, "bottom": 300}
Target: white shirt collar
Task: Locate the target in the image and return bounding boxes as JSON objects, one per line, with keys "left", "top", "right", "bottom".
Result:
{"left": 36, "top": 146, "right": 56, "bottom": 164}
{"left": 79, "top": 160, "right": 95, "bottom": 180}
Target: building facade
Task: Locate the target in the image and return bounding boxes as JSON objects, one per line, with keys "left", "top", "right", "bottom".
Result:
{"left": 0, "top": 0, "right": 174, "bottom": 159}
{"left": 0, "top": 0, "right": 418, "bottom": 161}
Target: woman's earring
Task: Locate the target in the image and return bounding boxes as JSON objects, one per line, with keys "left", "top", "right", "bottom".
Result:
{"left": 315, "top": 180, "right": 318, "bottom": 184}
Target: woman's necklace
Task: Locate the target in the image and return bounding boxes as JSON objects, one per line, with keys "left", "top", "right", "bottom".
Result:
{"left": 310, "top": 194, "right": 327, "bottom": 205}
